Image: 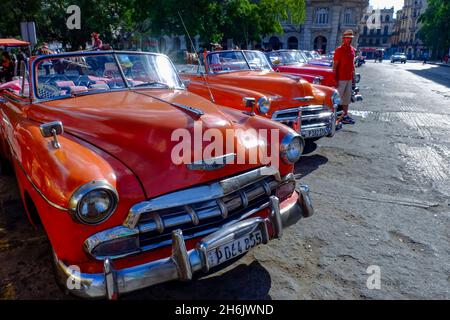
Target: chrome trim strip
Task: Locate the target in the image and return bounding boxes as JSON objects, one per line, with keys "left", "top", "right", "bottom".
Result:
{"left": 301, "top": 112, "right": 333, "bottom": 120}
{"left": 187, "top": 153, "right": 236, "bottom": 171}
{"left": 293, "top": 96, "right": 314, "bottom": 101}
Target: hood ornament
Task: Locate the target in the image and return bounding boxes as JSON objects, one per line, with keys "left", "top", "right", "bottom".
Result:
{"left": 187, "top": 153, "right": 236, "bottom": 171}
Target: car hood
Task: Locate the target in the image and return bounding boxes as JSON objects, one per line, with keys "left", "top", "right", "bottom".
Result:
{"left": 28, "top": 90, "right": 267, "bottom": 198}
{"left": 277, "top": 63, "right": 333, "bottom": 74}
{"left": 206, "top": 70, "right": 315, "bottom": 100}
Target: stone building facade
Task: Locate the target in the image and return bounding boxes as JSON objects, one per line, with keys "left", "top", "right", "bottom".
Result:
{"left": 391, "top": 0, "right": 429, "bottom": 59}
{"left": 357, "top": 7, "right": 395, "bottom": 58}
{"left": 262, "top": 0, "right": 369, "bottom": 54}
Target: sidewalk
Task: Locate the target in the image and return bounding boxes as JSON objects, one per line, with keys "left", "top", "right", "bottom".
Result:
{"left": 409, "top": 60, "right": 450, "bottom": 67}
{"left": 427, "top": 61, "right": 450, "bottom": 68}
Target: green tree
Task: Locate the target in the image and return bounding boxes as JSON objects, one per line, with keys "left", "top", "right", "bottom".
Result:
{"left": 0, "top": 0, "right": 43, "bottom": 38}
{"left": 418, "top": 0, "right": 450, "bottom": 58}
{"left": 38, "top": 0, "right": 132, "bottom": 49}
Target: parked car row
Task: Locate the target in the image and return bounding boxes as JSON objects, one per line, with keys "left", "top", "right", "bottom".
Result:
{"left": 0, "top": 43, "right": 360, "bottom": 299}
{"left": 179, "top": 49, "right": 362, "bottom": 140}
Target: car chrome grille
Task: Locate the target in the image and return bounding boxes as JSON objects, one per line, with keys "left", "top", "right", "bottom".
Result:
{"left": 83, "top": 166, "right": 296, "bottom": 260}
{"left": 300, "top": 105, "right": 333, "bottom": 129}
{"left": 137, "top": 175, "right": 281, "bottom": 251}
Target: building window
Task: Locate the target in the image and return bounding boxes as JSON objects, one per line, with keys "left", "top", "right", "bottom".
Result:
{"left": 376, "top": 39, "right": 380, "bottom": 45}
{"left": 385, "top": 15, "right": 390, "bottom": 22}
{"left": 344, "top": 9, "right": 353, "bottom": 25}
{"left": 315, "top": 8, "right": 329, "bottom": 24}
{"left": 363, "top": 26, "right": 368, "bottom": 35}
{"left": 383, "top": 37, "right": 388, "bottom": 44}
{"left": 377, "top": 29, "right": 381, "bottom": 35}
{"left": 384, "top": 25, "right": 389, "bottom": 35}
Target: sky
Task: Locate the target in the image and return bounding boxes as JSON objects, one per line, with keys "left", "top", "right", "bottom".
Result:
{"left": 369, "top": 0, "right": 404, "bottom": 13}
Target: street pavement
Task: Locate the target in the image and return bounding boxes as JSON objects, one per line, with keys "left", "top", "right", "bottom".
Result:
{"left": 0, "top": 61, "right": 449, "bottom": 299}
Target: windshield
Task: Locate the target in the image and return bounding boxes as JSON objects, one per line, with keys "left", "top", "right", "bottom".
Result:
{"left": 302, "top": 51, "right": 313, "bottom": 60}
{"left": 311, "top": 51, "right": 322, "bottom": 59}
{"left": 243, "top": 51, "right": 273, "bottom": 71}
{"left": 35, "top": 52, "right": 183, "bottom": 100}
{"left": 207, "top": 51, "right": 250, "bottom": 74}
{"left": 267, "top": 51, "right": 307, "bottom": 66}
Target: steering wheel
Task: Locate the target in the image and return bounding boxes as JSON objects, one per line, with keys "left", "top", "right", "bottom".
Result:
{"left": 74, "top": 75, "right": 93, "bottom": 87}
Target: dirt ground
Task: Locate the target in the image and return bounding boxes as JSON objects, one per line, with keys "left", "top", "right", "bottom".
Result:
{"left": 0, "top": 61, "right": 449, "bottom": 299}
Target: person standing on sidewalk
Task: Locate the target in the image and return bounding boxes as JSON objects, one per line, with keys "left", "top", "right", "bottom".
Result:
{"left": 333, "top": 29, "right": 356, "bottom": 124}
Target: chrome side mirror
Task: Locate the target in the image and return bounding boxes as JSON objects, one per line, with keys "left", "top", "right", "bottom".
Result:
{"left": 182, "top": 79, "right": 190, "bottom": 87}
{"left": 40, "top": 121, "right": 63, "bottom": 149}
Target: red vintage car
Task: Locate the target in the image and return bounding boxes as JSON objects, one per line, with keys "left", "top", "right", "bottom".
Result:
{"left": 179, "top": 50, "right": 342, "bottom": 140}
{"left": 266, "top": 50, "right": 336, "bottom": 87}
{"left": 266, "top": 50, "right": 362, "bottom": 105}
{"left": 0, "top": 50, "right": 314, "bottom": 299}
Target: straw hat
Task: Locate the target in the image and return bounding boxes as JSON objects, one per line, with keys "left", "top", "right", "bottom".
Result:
{"left": 211, "top": 43, "right": 222, "bottom": 49}
{"left": 343, "top": 30, "right": 355, "bottom": 38}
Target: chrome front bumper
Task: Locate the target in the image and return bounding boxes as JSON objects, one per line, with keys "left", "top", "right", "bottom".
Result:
{"left": 54, "top": 186, "right": 313, "bottom": 299}
{"left": 300, "top": 110, "right": 336, "bottom": 139}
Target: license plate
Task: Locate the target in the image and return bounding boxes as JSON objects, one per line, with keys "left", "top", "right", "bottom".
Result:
{"left": 303, "top": 128, "right": 329, "bottom": 138}
{"left": 207, "top": 230, "right": 263, "bottom": 268}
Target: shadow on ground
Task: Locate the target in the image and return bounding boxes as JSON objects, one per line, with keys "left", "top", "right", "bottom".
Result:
{"left": 294, "top": 150, "right": 328, "bottom": 180}
{"left": 405, "top": 67, "right": 450, "bottom": 88}
{"left": 123, "top": 260, "right": 272, "bottom": 300}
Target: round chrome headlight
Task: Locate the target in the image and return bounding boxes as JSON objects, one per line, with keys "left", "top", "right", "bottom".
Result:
{"left": 257, "top": 96, "right": 271, "bottom": 114}
{"left": 332, "top": 90, "right": 341, "bottom": 106}
{"left": 280, "top": 134, "right": 304, "bottom": 164}
{"left": 69, "top": 181, "right": 118, "bottom": 225}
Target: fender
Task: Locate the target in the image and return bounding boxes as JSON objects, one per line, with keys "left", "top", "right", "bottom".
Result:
{"left": 186, "top": 78, "right": 267, "bottom": 111}
{"left": 11, "top": 119, "right": 146, "bottom": 266}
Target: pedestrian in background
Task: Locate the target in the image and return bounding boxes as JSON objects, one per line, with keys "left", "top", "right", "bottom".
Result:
{"left": 333, "top": 29, "right": 356, "bottom": 125}
{"left": 0, "top": 52, "right": 14, "bottom": 83}
{"left": 422, "top": 51, "right": 428, "bottom": 64}
{"left": 91, "top": 32, "right": 103, "bottom": 50}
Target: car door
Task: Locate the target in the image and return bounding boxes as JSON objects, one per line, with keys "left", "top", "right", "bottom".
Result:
{"left": 0, "top": 61, "right": 31, "bottom": 161}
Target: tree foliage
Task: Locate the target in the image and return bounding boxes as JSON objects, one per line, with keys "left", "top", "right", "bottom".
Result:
{"left": 418, "top": 0, "right": 450, "bottom": 56}
{"left": 0, "top": 0, "right": 306, "bottom": 50}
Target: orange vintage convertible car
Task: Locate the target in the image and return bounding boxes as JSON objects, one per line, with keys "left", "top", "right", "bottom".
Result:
{"left": 0, "top": 50, "right": 314, "bottom": 299}
{"left": 179, "top": 50, "right": 342, "bottom": 140}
